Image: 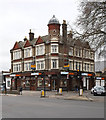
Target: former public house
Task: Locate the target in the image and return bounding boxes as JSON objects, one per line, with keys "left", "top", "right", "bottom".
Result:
{"left": 10, "top": 15, "right": 95, "bottom": 91}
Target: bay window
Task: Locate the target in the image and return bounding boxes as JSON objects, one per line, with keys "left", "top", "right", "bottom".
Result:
{"left": 51, "top": 44, "right": 58, "bottom": 53}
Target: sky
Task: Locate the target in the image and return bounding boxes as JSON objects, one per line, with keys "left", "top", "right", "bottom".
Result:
{"left": 0, "top": 0, "right": 81, "bottom": 71}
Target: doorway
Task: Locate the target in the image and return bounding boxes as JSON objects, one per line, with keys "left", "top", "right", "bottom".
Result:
{"left": 51, "top": 80, "right": 57, "bottom": 91}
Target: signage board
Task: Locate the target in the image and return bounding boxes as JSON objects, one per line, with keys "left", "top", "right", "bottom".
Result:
{"left": 64, "top": 64, "right": 69, "bottom": 68}
{"left": 10, "top": 74, "right": 16, "bottom": 77}
{"left": 31, "top": 73, "right": 42, "bottom": 76}
{"left": 31, "top": 64, "right": 36, "bottom": 68}
{"left": 81, "top": 73, "right": 88, "bottom": 76}
{"left": 61, "top": 72, "right": 69, "bottom": 75}
{"left": 96, "top": 77, "right": 102, "bottom": 80}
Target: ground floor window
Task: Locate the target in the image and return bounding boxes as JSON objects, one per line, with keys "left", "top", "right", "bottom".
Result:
{"left": 38, "top": 78, "right": 43, "bottom": 87}
{"left": 7, "top": 81, "right": 10, "bottom": 87}
{"left": 60, "top": 79, "right": 67, "bottom": 87}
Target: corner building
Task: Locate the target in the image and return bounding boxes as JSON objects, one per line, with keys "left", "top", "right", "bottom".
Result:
{"left": 10, "top": 15, "right": 95, "bottom": 91}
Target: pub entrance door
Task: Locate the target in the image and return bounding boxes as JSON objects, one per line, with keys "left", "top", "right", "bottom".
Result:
{"left": 51, "top": 80, "right": 57, "bottom": 91}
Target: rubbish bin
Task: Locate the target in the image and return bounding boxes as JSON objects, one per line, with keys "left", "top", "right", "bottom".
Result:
{"left": 59, "top": 88, "right": 62, "bottom": 94}
{"left": 41, "top": 90, "right": 44, "bottom": 97}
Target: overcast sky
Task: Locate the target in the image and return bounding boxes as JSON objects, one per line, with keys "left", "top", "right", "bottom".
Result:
{"left": 0, "top": 0, "right": 81, "bottom": 71}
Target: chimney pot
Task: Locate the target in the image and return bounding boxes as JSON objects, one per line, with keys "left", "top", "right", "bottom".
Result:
{"left": 29, "top": 29, "right": 34, "bottom": 41}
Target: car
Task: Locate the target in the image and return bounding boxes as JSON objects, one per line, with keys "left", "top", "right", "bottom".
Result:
{"left": 93, "top": 86, "right": 106, "bottom": 96}
{"left": 0, "top": 85, "right": 4, "bottom": 91}
{"left": 91, "top": 86, "right": 101, "bottom": 94}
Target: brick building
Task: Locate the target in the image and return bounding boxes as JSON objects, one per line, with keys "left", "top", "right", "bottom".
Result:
{"left": 10, "top": 15, "right": 95, "bottom": 91}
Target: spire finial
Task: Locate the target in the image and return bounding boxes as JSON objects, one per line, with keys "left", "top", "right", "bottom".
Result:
{"left": 30, "top": 29, "right": 31, "bottom": 33}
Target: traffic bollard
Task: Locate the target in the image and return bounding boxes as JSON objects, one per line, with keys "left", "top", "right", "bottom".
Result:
{"left": 41, "top": 90, "right": 45, "bottom": 97}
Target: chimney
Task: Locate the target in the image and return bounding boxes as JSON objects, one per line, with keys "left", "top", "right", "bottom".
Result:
{"left": 68, "top": 31, "right": 73, "bottom": 38}
{"left": 29, "top": 29, "right": 34, "bottom": 41}
{"left": 62, "top": 20, "right": 67, "bottom": 43}
{"left": 24, "top": 36, "right": 27, "bottom": 41}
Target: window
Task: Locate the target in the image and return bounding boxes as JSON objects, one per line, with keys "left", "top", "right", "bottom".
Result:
{"left": 13, "top": 64, "right": 21, "bottom": 72}
{"left": 36, "top": 44, "right": 45, "bottom": 56}
{"left": 51, "top": 59, "right": 58, "bottom": 69}
{"left": 69, "top": 61, "right": 73, "bottom": 70}
{"left": 79, "top": 62, "right": 81, "bottom": 71}
{"left": 79, "top": 49, "right": 81, "bottom": 57}
{"left": 60, "top": 79, "right": 67, "bottom": 87}
{"left": 91, "top": 64, "right": 94, "bottom": 72}
{"left": 76, "top": 49, "right": 78, "bottom": 56}
{"left": 36, "top": 61, "right": 45, "bottom": 70}
{"left": 69, "top": 47, "right": 73, "bottom": 56}
{"left": 76, "top": 62, "right": 78, "bottom": 70}
{"left": 87, "top": 64, "right": 89, "bottom": 71}
{"left": 24, "top": 48, "right": 32, "bottom": 58}
{"left": 85, "top": 63, "right": 87, "bottom": 71}
{"left": 7, "top": 81, "right": 10, "bottom": 87}
{"left": 51, "top": 44, "right": 58, "bottom": 53}
{"left": 13, "top": 50, "right": 21, "bottom": 60}
{"left": 38, "top": 77, "right": 43, "bottom": 87}
{"left": 91, "top": 52, "right": 94, "bottom": 59}
{"left": 24, "top": 62, "right": 31, "bottom": 71}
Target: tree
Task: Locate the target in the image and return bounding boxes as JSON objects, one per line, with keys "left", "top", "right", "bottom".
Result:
{"left": 75, "top": 1, "right": 106, "bottom": 52}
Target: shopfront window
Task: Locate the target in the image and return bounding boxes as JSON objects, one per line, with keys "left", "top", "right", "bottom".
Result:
{"left": 60, "top": 79, "right": 67, "bottom": 87}
{"left": 38, "top": 78, "right": 43, "bottom": 87}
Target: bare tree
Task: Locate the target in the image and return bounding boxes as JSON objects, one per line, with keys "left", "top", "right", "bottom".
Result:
{"left": 74, "top": 1, "right": 106, "bottom": 52}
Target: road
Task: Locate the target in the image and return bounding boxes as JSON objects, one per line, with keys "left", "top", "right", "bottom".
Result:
{"left": 2, "top": 94, "right": 104, "bottom": 118}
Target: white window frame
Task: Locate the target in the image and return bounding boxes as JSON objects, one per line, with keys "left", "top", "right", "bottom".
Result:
{"left": 69, "top": 60, "right": 73, "bottom": 70}
{"left": 13, "top": 62, "right": 22, "bottom": 72}
{"left": 36, "top": 44, "right": 45, "bottom": 56}
{"left": 24, "top": 62, "right": 32, "bottom": 71}
{"left": 13, "top": 49, "right": 21, "bottom": 60}
{"left": 51, "top": 44, "right": 58, "bottom": 53}
{"left": 24, "top": 47, "right": 32, "bottom": 58}
{"left": 51, "top": 58, "right": 58, "bottom": 69}
{"left": 36, "top": 60, "right": 45, "bottom": 70}
{"left": 69, "top": 47, "right": 73, "bottom": 56}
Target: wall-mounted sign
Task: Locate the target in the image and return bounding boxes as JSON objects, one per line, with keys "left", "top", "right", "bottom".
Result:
{"left": 61, "top": 72, "right": 69, "bottom": 75}
{"left": 31, "top": 73, "right": 42, "bottom": 76}
{"left": 81, "top": 73, "right": 88, "bottom": 76}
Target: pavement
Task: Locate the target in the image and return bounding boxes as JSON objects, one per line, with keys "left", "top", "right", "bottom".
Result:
{"left": 0, "top": 90, "right": 99, "bottom": 102}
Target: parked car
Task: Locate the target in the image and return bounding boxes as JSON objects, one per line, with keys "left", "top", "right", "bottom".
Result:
{"left": 93, "top": 86, "right": 106, "bottom": 96}
{"left": 91, "top": 86, "right": 101, "bottom": 94}
{"left": 0, "top": 85, "right": 4, "bottom": 92}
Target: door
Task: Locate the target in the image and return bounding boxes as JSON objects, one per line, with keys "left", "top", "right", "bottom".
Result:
{"left": 51, "top": 80, "right": 57, "bottom": 91}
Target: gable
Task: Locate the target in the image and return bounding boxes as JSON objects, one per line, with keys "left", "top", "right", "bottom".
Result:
{"left": 36, "top": 36, "right": 44, "bottom": 45}
{"left": 24, "top": 40, "right": 31, "bottom": 47}
{"left": 13, "top": 42, "right": 20, "bottom": 50}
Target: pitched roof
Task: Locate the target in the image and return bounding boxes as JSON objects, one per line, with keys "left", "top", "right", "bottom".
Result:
{"left": 24, "top": 40, "right": 31, "bottom": 48}
{"left": 13, "top": 41, "right": 20, "bottom": 50}
{"left": 36, "top": 36, "right": 44, "bottom": 45}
